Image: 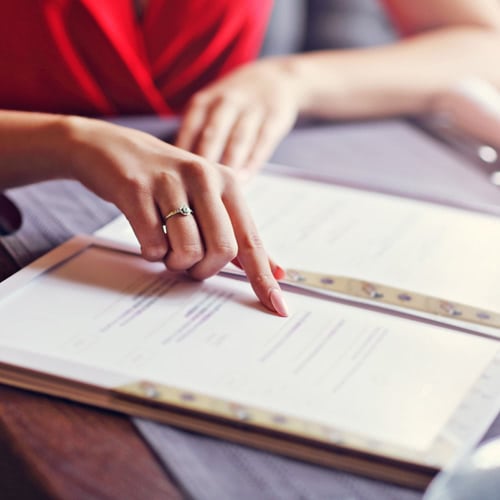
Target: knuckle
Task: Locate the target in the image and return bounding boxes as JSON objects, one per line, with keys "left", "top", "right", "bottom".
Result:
{"left": 123, "top": 171, "right": 147, "bottom": 191}
{"left": 156, "top": 169, "right": 177, "bottom": 187}
{"left": 166, "top": 244, "right": 203, "bottom": 270}
{"left": 238, "top": 230, "right": 265, "bottom": 253}
{"left": 142, "top": 244, "right": 167, "bottom": 262}
{"left": 182, "top": 160, "right": 213, "bottom": 190}
{"left": 152, "top": 169, "right": 180, "bottom": 198}
{"left": 190, "top": 91, "right": 210, "bottom": 108}
{"left": 180, "top": 243, "right": 204, "bottom": 264}
{"left": 252, "top": 271, "right": 275, "bottom": 289}
{"left": 182, "top": 159, "right": 206, "bottom": 178}
{"left": 120, "top": 173, "right": 149, "bottom": 202}
{"left": 212, "top": 239, "right": 238, "bottom": 261}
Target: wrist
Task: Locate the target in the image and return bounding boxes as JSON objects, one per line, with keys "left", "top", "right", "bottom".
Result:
{"left": 271, "top": 54, "right": 342, "bottom": 116}
{"left": 0, "top": 111, "right": 92, "bottom": 188}
{"left": 260, "top": 55, "right": 317, "bottom": 113}
{"left": 59, "top": 114, "right": 100, "bottom": 181}
{"left": 22, "top": 113, "right": 90, "bottom": 182}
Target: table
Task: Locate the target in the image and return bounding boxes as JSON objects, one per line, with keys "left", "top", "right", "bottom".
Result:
{"left": 1, "top": 117, "right": 500, "bottom": 499}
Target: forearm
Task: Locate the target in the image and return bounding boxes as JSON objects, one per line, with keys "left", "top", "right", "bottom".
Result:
{"left": 0, "top": 111, "right": 78, "bottom": 189}
{"left": 284, "top": 27, "right": 500, "bottom": 119}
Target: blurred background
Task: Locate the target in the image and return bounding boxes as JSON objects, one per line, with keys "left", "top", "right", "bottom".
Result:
{"left": 261, "top": 0, "right": 397, "bottom": 56}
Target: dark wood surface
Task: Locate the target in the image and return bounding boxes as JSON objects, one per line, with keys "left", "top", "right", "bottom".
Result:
{"left": 0, "top": 245, "right": 184, "bottom": 500}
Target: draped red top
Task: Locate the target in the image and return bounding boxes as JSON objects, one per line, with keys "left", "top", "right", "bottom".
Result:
{"left": 0, "top": 0, "right": 272, "bottom": 115}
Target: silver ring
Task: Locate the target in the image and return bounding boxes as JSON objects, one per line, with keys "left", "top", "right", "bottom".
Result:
{"left": 163, "top": 204, "right": 193, "bottom": 233}
{"left": 164, "top": 204, "right": 194, "bottom": 221}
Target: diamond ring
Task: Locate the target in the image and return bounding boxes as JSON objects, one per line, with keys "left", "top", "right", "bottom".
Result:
{"left": 163, "top": 204, "right": 193, "bottom": 233}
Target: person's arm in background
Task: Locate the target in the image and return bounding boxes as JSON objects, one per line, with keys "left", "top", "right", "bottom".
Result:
{"left": 177, "top": 0, "right": 500, "bottom": 174}
{"left": 295, "top": 0, "right": 500, "bottom": 118}
{"left": 0, "top": 110, "right": 288, "bottom": 316}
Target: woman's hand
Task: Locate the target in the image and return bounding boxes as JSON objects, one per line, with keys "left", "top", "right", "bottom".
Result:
{"left": 176, "top": 59, "right": 302, "bottom": 179}
{"left": 65, "top": 117, "right": 288, "bottom": 316}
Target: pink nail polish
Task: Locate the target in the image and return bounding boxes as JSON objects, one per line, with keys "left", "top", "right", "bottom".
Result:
{"left": 269, "top": 288, "right": 289, "bottom": 317}
{"left": 273, "top": 265, "right": 286, "bottom": 280}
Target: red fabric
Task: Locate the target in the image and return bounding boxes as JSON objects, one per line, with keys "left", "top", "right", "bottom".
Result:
{"left": 0, "top": 0, "right": 272, "bottom": 115}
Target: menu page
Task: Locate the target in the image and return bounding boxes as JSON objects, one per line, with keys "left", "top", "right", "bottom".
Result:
{"left": 0, "top": 243, "right": 498, "bottom": 456}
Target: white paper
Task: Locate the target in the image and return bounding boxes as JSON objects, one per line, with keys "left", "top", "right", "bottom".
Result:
{"left": 0, "top": 243, "right": 498, "bottom": 456}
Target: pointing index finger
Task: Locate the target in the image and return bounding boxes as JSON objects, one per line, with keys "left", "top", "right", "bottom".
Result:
{"left": 223, "top": 178, "right": 288, "bottom": 317}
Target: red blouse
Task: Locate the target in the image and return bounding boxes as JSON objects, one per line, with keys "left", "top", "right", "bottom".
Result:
{"left": 0, "top": 0, "right": 272, "bottom": 115}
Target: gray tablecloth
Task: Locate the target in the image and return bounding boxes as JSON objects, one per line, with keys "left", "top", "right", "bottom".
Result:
{"left": 2, "top": 118, "right": 500, "bottom": 500}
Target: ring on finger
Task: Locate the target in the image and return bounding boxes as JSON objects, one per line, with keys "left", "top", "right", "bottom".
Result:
{"left": 162, "top": 204, "right": 194, "bottom": 234}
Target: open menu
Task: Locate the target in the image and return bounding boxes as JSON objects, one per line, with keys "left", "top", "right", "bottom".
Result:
{"left": 1, "top": 172, "right": 500, "bottom": 489}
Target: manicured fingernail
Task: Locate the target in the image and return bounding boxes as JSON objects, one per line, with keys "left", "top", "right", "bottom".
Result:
{"left": 269, "top": 288, "right": 289, "bottom": 317}
{"left": 273, "top": 265, "right": 286, "bottom": 280}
